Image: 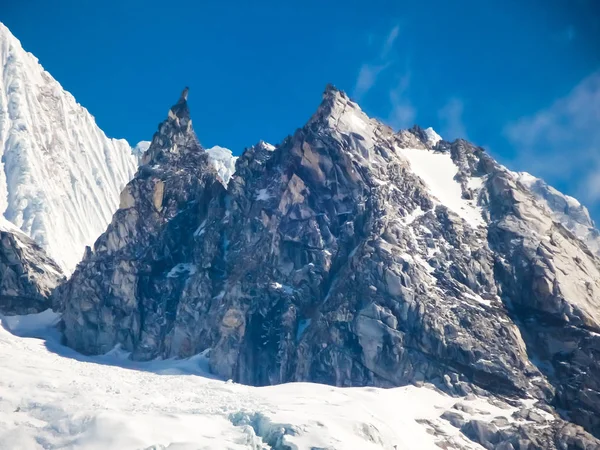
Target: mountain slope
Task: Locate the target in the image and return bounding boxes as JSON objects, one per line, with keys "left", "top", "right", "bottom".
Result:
{"left": 0, "top": 23, "right": 139, "bottom": 273}
{"left": 55, "top": 87, "right": 600, "bottom": 447}
{"left": 514, "top": 171, "right": 600, "bottom": 255}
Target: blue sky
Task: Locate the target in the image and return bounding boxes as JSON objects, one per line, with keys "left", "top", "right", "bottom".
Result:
{"left": 3, "top": 0, "right": 600, "bottom": 219}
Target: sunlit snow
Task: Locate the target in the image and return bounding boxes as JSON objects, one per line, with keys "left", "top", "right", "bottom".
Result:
{"left": 397, "top": 147, "right": 485, "bottom": 227}
{"left": 0, "top": 311, "right": 519, "bottom": 449}
{"left": 206, "top": 146, "right": 238, "bottom": 185}
{"left": 423, "top": 127, "right": 442, "bottom": 146}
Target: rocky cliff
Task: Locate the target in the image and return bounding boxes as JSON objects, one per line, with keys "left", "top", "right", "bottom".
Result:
{"left": 0, "top": 218, "right": 63, "bottom": 315}
{"left": 55, "top": 86, "right": 600, "bottom": 448}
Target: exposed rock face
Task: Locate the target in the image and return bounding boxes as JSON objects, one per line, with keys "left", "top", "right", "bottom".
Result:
{"left": 514, "top": 171, "right": 600, "bottom": 256}
{"left": 57, "top": 89, "right": 224, "bottom": 359}
{"left": 0, "top": 219, "right": 63, "bottom": 315}
{"left": 55, "top": 86, "right": 600, "bottom": 446}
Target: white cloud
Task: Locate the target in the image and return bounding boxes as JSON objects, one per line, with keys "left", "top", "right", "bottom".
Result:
{"left": 504, "top": 71, "right": 600, "bottom": 204}
{"left": 388, "top": 74, "right": 415, "bottom": 129}
{"left": 352, "top": 25, "right": 400, "bottom": 99}
{"left": 354, "top": 63, "right": 389, "bottom": 99}
{"left": 353, "top": 24, "right": 416, "bottom": 131}
{"left": 438, "top": 98, "right": 468, "bottom": 141}
{"left": 585, "top": 170, "right": 600, "bottom": 202}
{"left": 381, "top": 25, "right": 400, "bottom": 57}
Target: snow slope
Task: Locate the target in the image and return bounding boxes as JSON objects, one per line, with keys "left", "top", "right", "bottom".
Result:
{"left": 0, "top": 310, "right": 535, "bottom": 450}
{"left": 0, "top": 23, "right": 138, "bottom": 273}
{"left": 396, "top": 147, "right": 485, "bottom": 227}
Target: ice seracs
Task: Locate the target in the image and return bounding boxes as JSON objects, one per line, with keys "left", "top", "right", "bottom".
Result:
{"left": 132, "top": 140, "right": 151, "bottom": 161}
{"left": 206, "top": 145, "right": 238, "bottom": 185}
{"left": 0, "top": 22, "right": 139, "bottom": 273}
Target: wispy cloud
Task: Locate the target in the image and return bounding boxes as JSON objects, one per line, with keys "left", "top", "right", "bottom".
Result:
{"left": 353, "top": 25, "right": 400, "bottom": 99}
{"left": 557, "top": 25, "right": 576, "bottom": 43}
{"left": 354, "top": 63, "right": 390, "bottom": 99}
{"left": 504, "top": 71, "right": 600, "bottom": 205}
{"left": 388, "top": 74, "right": 415, "bottom": 129}
{"left": 381, "top": 25, "right": 400, "bottom": 58}
{"left": 353, "top": 24, "right": 417, "bottom": 131}
{"left": 438, "top": 98, "right": 468, "bottom": 141}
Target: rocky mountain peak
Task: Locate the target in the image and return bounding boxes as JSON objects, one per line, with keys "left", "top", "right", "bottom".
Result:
{"left": 408, "top": 125, "right": 443, "bottom": 148}
{"left": 56, "top": 85, "right": 600, "bottom": 446}
{"left": 169, "top": 86, "right": 191, "bottom": 121}
{"left": 141, "top": 88, "right": 201, "bottom": 165}
{"left": 309, "top": 84, "right": 380, "bottom": 133}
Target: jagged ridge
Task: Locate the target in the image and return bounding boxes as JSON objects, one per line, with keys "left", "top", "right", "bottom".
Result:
{"left": 54, "top": 86, "right": 600, "bottom": 448}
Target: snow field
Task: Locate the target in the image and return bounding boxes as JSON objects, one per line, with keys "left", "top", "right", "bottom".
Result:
{"left": 0, "top": 310, "right": 522, "bottom": 450}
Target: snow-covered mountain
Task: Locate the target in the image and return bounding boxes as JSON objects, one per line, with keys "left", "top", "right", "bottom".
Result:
{"left": 3, "top": 20, "right": 600, "bottom": 449}
{"left": 0, "top": 23, "right": 139, "bottom": 273}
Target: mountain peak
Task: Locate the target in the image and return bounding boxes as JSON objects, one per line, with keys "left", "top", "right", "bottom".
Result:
{"left": 168, "top": 87, "right": 192, "bottom": 123}
{"left": 318, "top": 83, "right": 349, "bottom": 112}
{"left": 308, "top": 84, "right": 379, "bottom": 135}
{"left": 408, "top": 125, "right": 443, "bottom": 146}
{"left": 180, "top": 86, "right": 189, "bottom": 101}
{"left": 142, "top": 89, "right": 201, "bottom": 164}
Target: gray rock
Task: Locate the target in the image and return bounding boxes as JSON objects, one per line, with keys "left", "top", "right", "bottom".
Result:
{"left": 0, "top": 224, "right": 64, "bottom": 315}
{"left": 492, "top": 417, "right": 511, "bottom": 428}
{"left": 54, "top": 86, "right": 600, "bottom": 447}
{"left": 441, "top": 411, "right": 466, "bottom": 428}
{"left": 461, "top": 420, "right": 499, "bottom": 447}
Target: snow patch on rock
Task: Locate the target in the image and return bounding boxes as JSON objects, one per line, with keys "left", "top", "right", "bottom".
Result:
{"left": 514, "top": 171, "right": 600, "bottom": 256}
{"left": 397, "top": 147, "right": 485, "bottom": 227}
{"left": 132, "top": 140, "right": 151, "bottom": 161}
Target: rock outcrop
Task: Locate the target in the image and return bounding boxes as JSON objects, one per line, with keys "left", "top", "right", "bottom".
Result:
{"left": 55, "top": 86, "right": 600, "bottom": 447}
{"left": 0, "top": 219, "right": 63, "bottom": 315}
